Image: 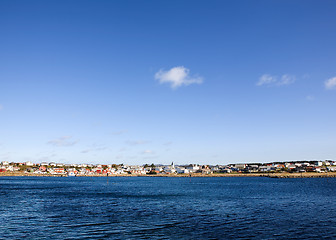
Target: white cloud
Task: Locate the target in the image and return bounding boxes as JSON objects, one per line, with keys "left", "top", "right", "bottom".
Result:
{"left": 142, "top": 150, "right": 154, "bottom": 154}
{"left": 257, "top": 74, "right": 295, "bottom": 86}
{"left": 256, "top": 74, "right": 277, "bottom": 86}
{"left": 325, "top": 77, "right": 336, "bottom": 90}
{"left": 47, "top": 136, "right": 79, "bottom": 147}
{"left": 278, "top": 74, "right": 296, "bottom": 85}
{"left": 155, "top": 66, "right": 203, "bottom": 89}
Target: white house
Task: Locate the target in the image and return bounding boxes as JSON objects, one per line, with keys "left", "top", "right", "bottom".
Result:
{"left": 234, "top": 164, "right": 246, "bottom": 170}
{"left": 1, "top": 161, "right": 9, "bottom": 166}
{"left": 176, "top": 167, "right": 189, "bottom": 174}
{"left": 186, "top": 164, "right": 200, "bottom": 172}
{"left": 25, "top": 161, "right": 34, "bottom": 166}
{"left": 164, "top": 168, "right": 176, "bottom": 174}
{"left": 6, "top": 165, "right": 14, "bottom": 171}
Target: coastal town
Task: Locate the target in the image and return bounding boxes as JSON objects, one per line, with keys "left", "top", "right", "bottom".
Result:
{"left": 1, "top": 160, "right": 336, "bottom": 177}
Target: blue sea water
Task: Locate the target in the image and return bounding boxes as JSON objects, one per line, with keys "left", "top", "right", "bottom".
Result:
{"left": 0, "top": 176, "right": 335, "bottom": 239}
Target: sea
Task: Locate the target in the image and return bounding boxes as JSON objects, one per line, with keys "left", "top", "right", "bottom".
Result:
{"left": 0, "top": 176, "right": 335, "bottom": 239}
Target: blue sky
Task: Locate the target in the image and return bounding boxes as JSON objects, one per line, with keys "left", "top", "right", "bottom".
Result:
{"left": 1, "top": 0, "right": 336, "bottom": 165}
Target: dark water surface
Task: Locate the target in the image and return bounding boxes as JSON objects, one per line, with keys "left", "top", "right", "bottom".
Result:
{"left": 0, "top": 176, "right": 335, "bottom": 239}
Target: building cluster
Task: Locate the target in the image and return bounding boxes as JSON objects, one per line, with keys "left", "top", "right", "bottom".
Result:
{"left": 223, "top": 160, "right": 336, "bottom": 173}
{"left": 0, "top": 160, "right": 336, "bottom": 176}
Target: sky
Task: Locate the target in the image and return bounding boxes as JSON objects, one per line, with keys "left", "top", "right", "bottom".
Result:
{"left": 0, "top": 0, "right": 336, "bottom": 165}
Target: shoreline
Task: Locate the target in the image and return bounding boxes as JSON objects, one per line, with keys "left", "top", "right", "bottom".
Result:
{"left": 1, "top": 172, "right": 336, "bottom": 178}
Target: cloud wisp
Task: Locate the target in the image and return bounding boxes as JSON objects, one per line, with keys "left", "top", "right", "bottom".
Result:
{"left": 141, "top": 150, "right": 154, "bottom": 154}
{"left": 325, "top": 77, "right": 336, "bottom": 90}
{"left": 126, "top": 140, "right": 150, "bottom": 146}
{"left": 81, "top": 144, "right": 108, "bottom": 154}
{"left": 37, "top": 153, "right": 58, "bottom": 162}
{"left": 257, "top": 74, "right": 296, "bottom": 86}
{"left": 47, "top": 136, "right": 79, "bottom": 147}
{"left": 111, "top": 130, "right": 128, "bottom": 136}
{"left": 163, "top": 141, "right": 173, "bottom": 146}
{"left": 306, "top": 95, "right": 315, "bottom": 101}
{"left": 278, "top": 74, "right": 296, "bottom": 85}
{"left": 155, "top": 66, "right": 203, "bottom": 89}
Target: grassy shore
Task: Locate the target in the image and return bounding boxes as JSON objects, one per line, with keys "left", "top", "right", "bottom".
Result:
{"left": 1, "top": 172, "right": 336, "bottom": 178}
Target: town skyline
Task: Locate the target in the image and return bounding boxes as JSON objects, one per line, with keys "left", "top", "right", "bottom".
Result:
{"left": 1, "top": 159, "right": 335, "bottom": 177}
{"left": 1, "top": 0, "right": 336, "bottom": 165}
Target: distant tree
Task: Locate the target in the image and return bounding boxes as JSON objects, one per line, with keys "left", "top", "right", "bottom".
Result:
{"left": 150, "top": 163, "right": 155, "bottom": 169}
{"left": 147, "top": 170, "right": 157, "bottom": 175}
